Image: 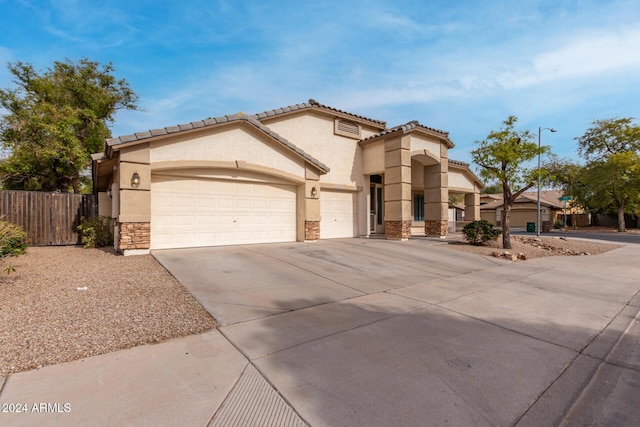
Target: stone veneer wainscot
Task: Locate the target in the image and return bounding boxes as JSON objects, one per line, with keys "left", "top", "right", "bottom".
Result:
{"left": 119, "top": 222, "right": 150, "bottom": 250}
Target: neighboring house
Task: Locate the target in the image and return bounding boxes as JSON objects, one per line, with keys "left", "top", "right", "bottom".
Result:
{"left": 92, "top": 99, "right": 484, "bottom": 255}
{"left": 479, "top": 190, "right": 568, "bottom": 228}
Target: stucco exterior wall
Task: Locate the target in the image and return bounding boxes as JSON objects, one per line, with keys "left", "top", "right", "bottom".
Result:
{"left": 260, "top": 113, "right": 363, "bottom": 187}
{"left": 411, "top": 160, "right": 424, "bottom": 188}
{"left": 448, "top": 169, "right": 476, "bottom": 192}
{"left": 150, "top": 125, "right": 306, "bottom": 181}
{"left": 98, "top": 192, "right": 112, "bottom": 217}
{"left": 409, "top": 134, "right": 442, "bottom": 162}
{"left": 362, "top": 140, "right": 385, "bottom": 175}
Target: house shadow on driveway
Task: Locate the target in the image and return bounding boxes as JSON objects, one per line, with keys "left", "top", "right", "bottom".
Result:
{"left": 220, "top": 292, "right": 640, "bottom": 427}
{"left": 155, "top": 239, "right": 640, "bottom": 427}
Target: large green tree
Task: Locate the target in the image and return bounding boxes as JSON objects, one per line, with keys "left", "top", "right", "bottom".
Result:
{"left": 585, "top": 152, "right": 640, "bottom": 231}
{"left": 472, "top": 116, "right": 549, "bottom": 249}
{"left": 576, "top": 117, "right": 640, "bottom": 161}
{"left": 0, "top": 58, "right": 139, "bottom": 193}
{"left": 574, "top": 118, "right": 640, "bottom": 231}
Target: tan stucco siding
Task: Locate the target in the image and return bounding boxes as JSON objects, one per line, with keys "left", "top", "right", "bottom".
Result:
{"left": 149, "top": 126, "right": 306, "bottom": 181}
{"left": 411, "top": 160, "right": 424, "bottom": 188}
{"left": 360, "top": 124, "right": 383, "bottom": 140}
{"left": 261, "top": 113, "right": 362, "bottom": 186}
{"left": 363, "top": 140, "right": 385, "bottom": 174}
{"left": 98, "top": 192, "right": 112, "bottom": 217}
{"left": 409, "top": 134, "right": 442, "bottom": 162}
{"left": 448, "top": 170, "right": 476, "bottom": 192}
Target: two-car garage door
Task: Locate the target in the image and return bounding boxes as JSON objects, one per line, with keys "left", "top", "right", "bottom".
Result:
{"left": 151, "top": 175, "right": 297, "bottom": 249}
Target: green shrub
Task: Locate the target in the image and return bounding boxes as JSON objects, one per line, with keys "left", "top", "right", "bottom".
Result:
{"left": 0, "top": 220, "right": 27, "bottom": 257}
{"left": 553, "top": 219, "right": 565, "bottom": 229}
{"left": 462, "top": 220, "right": 502, "bottom": 245}
{"left": 78, "top": 216, "right": 113, "bottom": 248}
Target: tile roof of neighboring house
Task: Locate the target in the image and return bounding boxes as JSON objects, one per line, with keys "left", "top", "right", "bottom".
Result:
{"left": 252, "top": 99, "right": 387, "bottom": 127}
{"left": 103, "top": 113, "right": 330, "bottom": 173}
{"left": 479, "top": 191, "right": 565, "bottom": 210}
{"left": 360, "top": 120, "right": 454, "bottom": 147}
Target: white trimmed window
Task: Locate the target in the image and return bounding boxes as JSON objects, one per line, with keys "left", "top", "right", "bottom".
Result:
{"left": 334, "top": 118, "right": 361, "bottom": 139}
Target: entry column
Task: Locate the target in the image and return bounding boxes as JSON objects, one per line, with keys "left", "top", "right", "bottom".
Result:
{"left": 424, "top": 153, "right": 449, "bottom": 237}
{"left": 301, "top": 166, "right": 320, "bottom": 241}
{"left": 384, "top": 135, "right": 412, "bottom": 240}
{"left": 464, "top": 191, "right": 480, "bottom": 222}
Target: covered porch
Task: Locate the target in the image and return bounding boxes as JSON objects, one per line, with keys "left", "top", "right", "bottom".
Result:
{"left": 360, "top": 122, "right": 483, "bottom": 240}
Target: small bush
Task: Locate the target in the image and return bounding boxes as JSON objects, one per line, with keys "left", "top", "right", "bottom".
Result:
{"left": 0, "top": 220, "right": 27, "bottom": 257}
{"left": 553, "top": 219, "right": 565, "bottom": 229}
{"left": 462, "top": 220, "right": 502, "bottom": 245}
{"left": 78, "top": 216, "right": 113, "bottom": 248}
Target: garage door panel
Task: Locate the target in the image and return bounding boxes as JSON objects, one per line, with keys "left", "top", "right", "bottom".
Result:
{"left": 151, "top": 176, "right": 297, "bottom": 249}
{"left": 321, "top": 190, "right": 358, "bottom": 239}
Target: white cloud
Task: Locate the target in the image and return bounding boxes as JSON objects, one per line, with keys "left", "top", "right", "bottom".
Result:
{"left": 499, "top": 27, "right": 640, "bottom": 88}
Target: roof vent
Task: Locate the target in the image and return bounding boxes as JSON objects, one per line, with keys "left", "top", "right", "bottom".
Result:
{"left": 334, "top": 118, "right": 361, "bottom": 138}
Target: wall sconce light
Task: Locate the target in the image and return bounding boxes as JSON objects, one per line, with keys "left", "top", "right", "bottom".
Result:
{"left": 131, "top": 172, "right": 140, "bottom": 188}
{"left": 107, "top": 188, "right": 113, "bottom": 198}
{"left": 311, "top": 186, "right": 317, "bottom": 198}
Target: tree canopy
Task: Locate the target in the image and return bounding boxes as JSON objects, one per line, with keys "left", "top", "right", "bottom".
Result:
{"left": 472, "top": 115, "right": 550, "bottom": 249}
{"left": 570, "top": 118, "right": 640, "bottom": 231}
{"left": 576, "top": 117, "right": 640, "bottom": 161}
{"left": 0, "top": 58, "right": 139, "bottom": 193}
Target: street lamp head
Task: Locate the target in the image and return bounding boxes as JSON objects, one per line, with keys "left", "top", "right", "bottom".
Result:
{"left": 550, "top": 128, "right": 557, "bottom": 133}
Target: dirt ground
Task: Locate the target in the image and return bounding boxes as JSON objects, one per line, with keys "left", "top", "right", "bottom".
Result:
{"left": 445, "top": 231, "right": 623, "bottom": 260}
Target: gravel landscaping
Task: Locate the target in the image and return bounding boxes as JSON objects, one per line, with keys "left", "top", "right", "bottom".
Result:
{"left": 0, "top": 246, "right": 217, "bottom": 378}
{"left": 445, "top": 234, "right": 623, "bottom": 259}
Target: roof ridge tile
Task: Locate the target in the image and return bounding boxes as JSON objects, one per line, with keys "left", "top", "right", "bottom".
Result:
{"left": 253, "top": 99, "right": 386, "bottom": 126}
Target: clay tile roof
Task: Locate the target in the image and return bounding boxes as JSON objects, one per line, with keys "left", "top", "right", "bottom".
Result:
{"left": 252, "top": 99, "right": 386, "bottom": 127}
{"left": 479, "top": 191, "right": 565, "bottom": 210}
{"left": 103, "top": 113, "right": 329, "bottom": 173}
{"left": 360, "top": 120, "right": 452, "bottom": 145}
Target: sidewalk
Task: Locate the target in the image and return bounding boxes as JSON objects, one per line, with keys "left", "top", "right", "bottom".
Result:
{"left": 0, "top": 329, "right": 305, "bottom": 426}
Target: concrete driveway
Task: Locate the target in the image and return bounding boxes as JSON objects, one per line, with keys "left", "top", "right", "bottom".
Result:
{"left": 154, "top": 238, "right": 640, "bottom": 426}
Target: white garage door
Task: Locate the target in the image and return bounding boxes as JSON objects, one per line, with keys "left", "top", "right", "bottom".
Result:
{"left": 320, "top": 190, "right": 358, "bottom": 239}
{"left": 151, "top": 175, "right": 297, "bottom": 249}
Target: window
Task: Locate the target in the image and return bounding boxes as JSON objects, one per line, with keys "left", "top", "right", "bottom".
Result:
{"left": 414, "top": 194, "right": 424, "bottom": 221}
{"left": 334, "top": 118, "right": 361, "bottom": 138}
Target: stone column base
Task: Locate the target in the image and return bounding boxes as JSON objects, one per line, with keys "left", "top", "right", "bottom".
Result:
{"left": 119, "top": 222, "right": 151, "bottom": 251}
{"left": 305, "top": 220, "right": 320, "bottom": 241}
{"left": 385, "top": 220, "right": 412, "bottom": 240}
{"left": 425, "top": 220, "right": 448, "bottom": 237}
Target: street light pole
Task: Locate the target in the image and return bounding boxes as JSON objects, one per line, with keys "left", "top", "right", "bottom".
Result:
{"left": 537, "top": 127, "right": 556, "bottom": 237}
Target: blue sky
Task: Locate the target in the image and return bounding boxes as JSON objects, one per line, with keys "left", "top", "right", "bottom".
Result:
{"left": 1, "top": 0, "right": 640, "bottom": 167}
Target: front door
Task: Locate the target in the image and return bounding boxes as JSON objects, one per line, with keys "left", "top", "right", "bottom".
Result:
{"left": 370, "top": 183, "right": 384, "bottom": 234}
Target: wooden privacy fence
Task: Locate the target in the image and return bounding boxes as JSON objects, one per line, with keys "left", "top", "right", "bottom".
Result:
{"left": 0, "top": 191, "right": 97, "bottom": 246}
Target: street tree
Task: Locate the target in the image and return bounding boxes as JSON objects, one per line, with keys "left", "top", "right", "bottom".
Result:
{"left": 574, "top": 118, "right": 640, "bottom": 231}
{"left": 581, "top": 152, "right": 640, "bottom": 232}
{"left": 576, "top": 117, "right": 640, "bottom": 161}
{"left": 0, "top": 58, "right": 139, "bottom": 192}
{"left": 544, "top": 158, "right": 607, "bottom": 226}
{"left": 480, "top": 181, "right": 502, "bottom": 194}
{"left": 472, "top": 116, "right": 549, "bottom": 249}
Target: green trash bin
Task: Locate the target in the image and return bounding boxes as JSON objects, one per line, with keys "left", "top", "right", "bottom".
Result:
{"left": 526, "top": 222, "right": 535, "bottom": 233}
